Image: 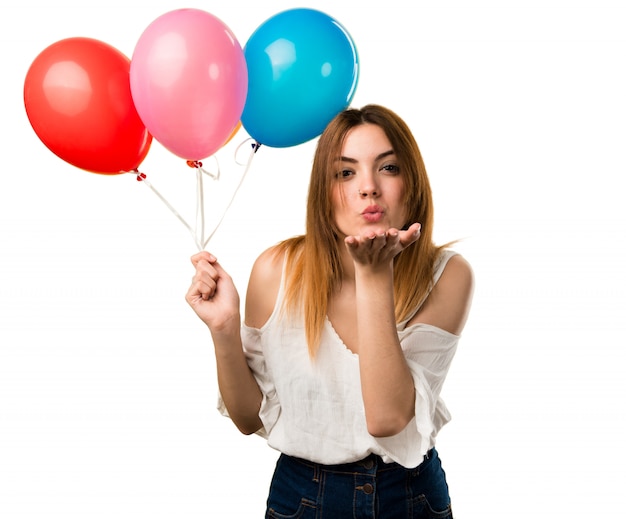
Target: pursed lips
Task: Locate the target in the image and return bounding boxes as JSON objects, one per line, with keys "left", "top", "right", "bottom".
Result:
{"left": 361, "top": 205, "right": 384, "bottom": 223}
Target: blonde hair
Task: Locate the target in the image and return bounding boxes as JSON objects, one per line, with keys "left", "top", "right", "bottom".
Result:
{"left": 275, "top": 104, "right": 446, "bottom": 357}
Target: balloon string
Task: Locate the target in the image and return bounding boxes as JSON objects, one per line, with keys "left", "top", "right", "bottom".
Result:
{"left": 187, "top": 159, "right": 220, "bottom": 180}
{"left": 128, "top": 142, "right": 259, "bottom": 251}
{"left": 130, "top": 169, "right": 201, "bottom": 250}
{"left": 196, "top": 166, "right": 205, "bottom": 249}
{"left": 201, "top": 141, "right": 261, "bottom": 249}
{"left": 187, "top": 159, "right": 220, "bottom": 250}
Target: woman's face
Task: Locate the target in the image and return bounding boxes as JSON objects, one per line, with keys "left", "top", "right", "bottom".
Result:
{"left": 331, "top": 123, "right": 407, "bottom": 238}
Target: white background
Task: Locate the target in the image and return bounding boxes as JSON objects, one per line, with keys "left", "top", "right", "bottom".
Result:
{"left": 2, "top": 0, "right": 625, "bottom": 517}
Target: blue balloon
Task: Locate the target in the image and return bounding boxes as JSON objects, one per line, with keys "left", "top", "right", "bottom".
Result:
{"left": 242, "top": 8, "right": 359, "bottom": 148}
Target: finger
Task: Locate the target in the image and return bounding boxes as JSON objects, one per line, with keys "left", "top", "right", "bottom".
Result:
{"left": 185, "top": 279, "right": 215, "bottom": 304}
{"left": 189, "top": 260, "right": 218, "bottom": 294}
{"left": 384, "top": 228, "right": 401, "bottom": 249}
{"left": 370, "top": 232, "right": 388, "bottom": 252}
{"left": 201, "top": 260, "right": 235, "bottom": 297}
{"left": 192, "top": 275, "right": 217, "bottom": 301}
{"left": 398, "top": 223, "right": 422, "bottom": 247}
{"left": 191, "top": 251, "right": 217, "bottom": 267}
{"left": 346, "top": 234, "right": 374, "bottom": 252}
{"left": 345, "top": 235, "right": 360, "bottom": 250}
{"left": 193, "top": 258, "right": 218, "bottom": 279}
{"left": 210, "top": 260, "right": 229, "bottom": 278}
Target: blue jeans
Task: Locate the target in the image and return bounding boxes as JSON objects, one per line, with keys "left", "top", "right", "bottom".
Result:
{"left": 265, "top": 448, "right": 453, "bottom": 518}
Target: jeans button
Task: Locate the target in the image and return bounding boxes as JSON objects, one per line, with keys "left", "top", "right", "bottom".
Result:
{"left": 362, "top": 483, "right": 374, "bottom": 494}
{"left": 361, "top": 459, "right": 374, "bottom": 469}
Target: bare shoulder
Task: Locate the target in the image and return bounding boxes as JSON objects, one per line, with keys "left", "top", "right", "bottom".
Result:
{"left": 410, "top": 253, "right": 475, "bottom": 335}
{"left": 244, "top": 245, "right": 286, "bottom": 329}
{"left": 441, "top": 253, "right": 474, "bottom": 296}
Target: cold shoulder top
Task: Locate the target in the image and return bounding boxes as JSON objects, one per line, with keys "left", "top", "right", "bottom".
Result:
{"left": 218, "top": 249, "right": 461, "bottom": 469}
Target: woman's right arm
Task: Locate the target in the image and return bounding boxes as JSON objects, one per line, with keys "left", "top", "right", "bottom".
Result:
{"left": 185, "top": 251, "right": 263, "bottom": 435}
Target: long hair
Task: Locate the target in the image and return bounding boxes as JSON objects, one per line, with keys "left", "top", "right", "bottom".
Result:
{"left": 275, "top": 104, "right": 446, "bottom": 357}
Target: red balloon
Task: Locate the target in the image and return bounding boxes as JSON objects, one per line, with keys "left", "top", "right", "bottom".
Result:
{"left": 24, "top": 37, "right": 152, "bottom": 174}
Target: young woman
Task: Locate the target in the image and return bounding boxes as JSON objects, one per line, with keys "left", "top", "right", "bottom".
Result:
{"left": 186, "top": 104, "right": 474, "bottom": 518}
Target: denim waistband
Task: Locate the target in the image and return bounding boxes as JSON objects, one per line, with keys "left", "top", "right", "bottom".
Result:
{"left": 285, "top": 448, "right": 436, "bottom": 475}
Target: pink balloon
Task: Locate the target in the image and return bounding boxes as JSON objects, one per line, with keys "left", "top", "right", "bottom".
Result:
{"left": 130, "top": 9, "right": 247, "bottom": 160}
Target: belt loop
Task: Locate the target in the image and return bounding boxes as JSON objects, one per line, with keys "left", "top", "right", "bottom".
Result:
{"left": 313, "top": 462, "right": 320, "bottom": 483}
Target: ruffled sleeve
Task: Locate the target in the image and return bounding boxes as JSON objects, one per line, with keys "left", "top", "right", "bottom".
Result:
{"left": 216, "top": 324, "right": 281, "bottom": 439}
{"left": 374, "top": 323, "right": 459, "bottom": 467}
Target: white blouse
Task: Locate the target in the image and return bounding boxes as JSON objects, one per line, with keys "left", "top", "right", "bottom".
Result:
{"left": 218, "top": 249, "right": 460, "bottom": 469}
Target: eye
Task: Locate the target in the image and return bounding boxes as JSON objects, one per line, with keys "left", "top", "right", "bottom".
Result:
{"left": 380, "top": 163, "right": 400, "bottom": 175}
{"left": 334, "top": 169, "right": 355, "bottom": 180}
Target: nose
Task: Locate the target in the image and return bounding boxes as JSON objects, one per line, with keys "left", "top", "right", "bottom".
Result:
{"left": 358, "top": 187, "right": 379, "bottom": 198}
{"left": 357, "top": 170, "right": 380, "bottom": 198}
{"left": 358, "top": 178, "right": 379, "bottom": 197}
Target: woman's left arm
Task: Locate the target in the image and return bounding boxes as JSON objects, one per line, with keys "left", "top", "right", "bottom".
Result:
{"left": 347, "top": 226, "right": 474, "bottom": 438}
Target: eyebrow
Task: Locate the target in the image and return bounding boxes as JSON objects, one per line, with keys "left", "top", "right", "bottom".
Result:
{"left": 336, "top": 149, "right": 395, "bottom": 163}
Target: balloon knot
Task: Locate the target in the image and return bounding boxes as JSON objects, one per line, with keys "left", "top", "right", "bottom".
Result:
{"left": 135, "top": 171, "right": 147, "bottom": 181}
{"left": 187, "top": 160, "right": 203, "bottom": 169}
{"left": 252, "top": 142, "right": 261, "bottom": 153}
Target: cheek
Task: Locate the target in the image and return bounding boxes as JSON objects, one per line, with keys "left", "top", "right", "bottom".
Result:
{"left": 393, "top": 184, "right": 410, "bottom": 226}
{"left": 330, "top": 187, "right": 352, "bottom": 233}
{"left": 330, "top": 185, "right": 348, "bottom": 213}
